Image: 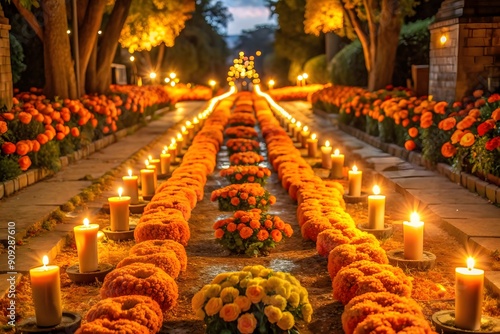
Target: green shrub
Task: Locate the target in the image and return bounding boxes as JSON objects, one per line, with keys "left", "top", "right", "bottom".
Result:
{"left": 303, "top": 54, "right": 329, "bottom": 84}
{"left": 0, "top": 156, "right": 22, "bottom": 182}
{"left": 329, "top": 40, "right": 367, "bottom": 87}
{"left": 10, "top": 33, "right": 26, "bottom": 84}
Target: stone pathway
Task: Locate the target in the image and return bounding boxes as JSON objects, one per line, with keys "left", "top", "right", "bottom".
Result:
{"left": 279, "top": 100, "right": 500, "bottom": 296}
{"left": 0, "top": 102, "right": 206, "bottom": 296}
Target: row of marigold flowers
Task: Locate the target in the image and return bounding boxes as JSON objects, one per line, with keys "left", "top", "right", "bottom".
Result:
{"left": 256, "top": 89, "right": 438, "bottom": 333}
{"left": 73, "top": 89, "right": 230, "bottom": 333}
{"left": 0, "top": 84, "right": 212, "bottom": 182}
{"left": 308, "top": 84, "right": 500, "bottom": 179}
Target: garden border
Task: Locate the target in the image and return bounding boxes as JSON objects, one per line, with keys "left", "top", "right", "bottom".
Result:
{"left": 0, "top": 107, "right": 171, "bottom": 201}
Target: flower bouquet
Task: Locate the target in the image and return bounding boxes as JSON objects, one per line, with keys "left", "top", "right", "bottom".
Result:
{"left": 226, "top": 138, "right": 260, "bottom": 155}
{"left": 220, "top": 166, "right": 272, "bottom": 185}
{"left": 213, "top": 209, "right": 293, "bottom": 256}
{"left": 192, "top": 265, "right": 313, "bottom": 334}
{"left": 224, "top": 126, "right": 258, "bottom": 139}
{"left": 228, "top": 113, "right": 257, "bottom": 127}
{"left": 230, "top": 152, "right": 265, "bottom": 166}
{"left": 210, "top": 183, "right": 276, "bottom": 211}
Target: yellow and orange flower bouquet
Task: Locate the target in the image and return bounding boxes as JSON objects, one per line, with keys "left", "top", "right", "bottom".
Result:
{"left": 220, "top": 165, "right": 272, "bottom": 185}
{"left": 213, "top": 209, "right": 293, "bottom": 256}
{"left": 192, "top": 265, "right": 312, "bottom": 334}
{"left": 210, "top": 183, "right": 276, "bottom": 211}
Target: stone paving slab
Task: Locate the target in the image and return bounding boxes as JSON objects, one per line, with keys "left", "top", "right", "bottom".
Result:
{"left": 485, "top": 271, "right": 500, "bottom": 296}
{"left": 470, "top": 237, "right": 500, "bottom": 254}
{"left": 394, "top": 177, "right": 464, "bottom": 190}
{"left": 440, "top": 218, "right": 500, "bottom": 246}
{"left": 429, "top": 204, "right": 500, "bottom": 219}
{"left": 405, "top": 189, "right": 490, "bottom": 206}
{"left": 381, "top": 169, "right": 437, "bottom": 179}
{"left": 0, "top": 273, "right": 22, "bottom": 300}
{"left": 352, "top": 147, "right": 391, "bottom": 159}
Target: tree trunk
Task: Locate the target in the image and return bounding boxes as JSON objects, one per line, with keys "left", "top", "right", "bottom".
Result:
{"left": 367, "top": 0, "right": 401, "bottom": 91}
{"left": 78, "top": 0, "right": 107, "bottom": 94}
{"left": 325, "top": 32, "right": 340, "bottom": 63}
{"left": 86, "top": 0, "right": 132, "bottom": 94}
{"left": 42, "top": 0, "right": 77, "bottom": 99}
{"left": 155, "top": 43, "right": 165, "bottom": 72}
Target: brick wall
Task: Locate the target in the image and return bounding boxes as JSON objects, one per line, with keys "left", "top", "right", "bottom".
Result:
{"left": 429, "top": 0, "right": 500, "bottom": 101}
{"left": 0, "top": 7, "right": 12, "bottom": 110}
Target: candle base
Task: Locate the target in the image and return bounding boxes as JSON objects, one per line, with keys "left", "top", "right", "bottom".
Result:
{"left": 102, "top": 226, "right": 136, "bottom": 241}
{"left": 157, "top": 172, "right": 170, "bottom": 180}
{"left": 66, "top": 263, "right": 114, "bottom": 284}
{"left": 386, "top": 249, "right": 436, "bottom": 271}
{"left": 343, "top": 192, "right": 368, "bottom": 203}
{"left": 432, "top": 310, "right": 500, "bottom": 334}
{"left": 142, "top": 194, "right": 154, "bottom": 201}
{"left": 357, "top": 223, "right": 393, "bottom": 240}
{"left": 17, "top": 311, "right": 81, "bottom": 333}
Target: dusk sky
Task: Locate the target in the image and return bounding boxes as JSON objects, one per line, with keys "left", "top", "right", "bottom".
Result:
{"left": 220, "top": 0, "right": 276, "bottom": 35}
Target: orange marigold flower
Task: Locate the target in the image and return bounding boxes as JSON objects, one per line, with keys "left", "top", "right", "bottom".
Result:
{"left": 456, "top": 115, "right": 476, "bottom": 130}
{"left": 240, "top": 192, "right": 249, "bottom": 200}
{"left": 257, "top": 229, "right": 269, "bottom": 241}
{"left": 247, "top": 196, "right": 257, "bottom": 205}
{"left": 230, "top": 197, "right": 240, "bottom": 206}
{"left": 235, "top": 173, "right": 243, "bottom": 180}
{"left": 271, "top": 229, "right": 282, "bottom": 242}
{"left": 433, "top": 101, "right": 448, "bottom": 114}
{"left": 459, "top": 132, "right": 475, "bottom": 147}
{"left": 451, "top": 129, "right": 465, "bottom": 144}
{"left": 250, "top": 219, "right": 260, "bottom": 229}
{"left": 269, "top": 196, "right": 276, "bottom": 205}
{"left": 408, "top": 127, "right": 418, "bottom": 138}
{"left": 441, "top": 142, "right": 457, "bottom": 158}
{"left": 439, "top": 117, "right": 457, "bottom": 131}
{"left": 404, "top": 140, "right": 416, "bottom": 151}
{"left": 215, "top": 228, "right": 225, "bottom": 239}
{"left": 240, "top": 227, "right": 253, "bottom": 239}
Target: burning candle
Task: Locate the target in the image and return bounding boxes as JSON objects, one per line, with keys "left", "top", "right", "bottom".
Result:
{"left": 145, "top": 159, "right": 158, "bottom": 189}
{"left": 176, "top": 132, "right": 184, "bottom": 153}
{"left": 181, "top": 126, "right": 189, "bottom": 142}
{"left": 30, "top": 256, "right": 62, "bottom": 327}
{"left": 307, "top": 133, "right": 318, "bottom": 158}
{"left": 301, "top": 126, "right": 310, "bottom": 148}
{"left": 160, "top": 150, "right": 171, "bottom": 175}
{"left": 403, "top": 212, "right": 424, "bottom": 260}
{"left": 140, "top": 167, "right": 155, "bottom": 198}
{"left": 348, "top": 165, "right": 362, "bottom": 196}
{"left": 193, "top": 117, "right": 200, "bottom": 132}
{"left": 455, "top": 257, "right": 484, "bottom": 330}
{"left": 330, "top": 149, "right": 345, "bottom": 179}
{"left": 289, "top": 118, "right": 297, "bottom": 136}
{"left": 122, "top": 169, "right": 139, "bottom": 204}
{"left": 73, "top": 218, "right": 99, "bottom": 272}
{"left": 148, "top": 155, "right": 161, "bottom": 173}
{"left": 108, "top": 187, "right": 130, "bottom": 231}
{"left": 321, "top": 140, "right": 333, "bottom": 169}
{"left": 169, "top": 139, "right": 177, "bottom": 163}
{"left": 295, "top": 121, "right": 302, "bottom": 142}
{"left": 368, "top": 185, "right": 385, "bottom": 229}
{"left": 186, "top": 121, "right": 195, "bottom": 140}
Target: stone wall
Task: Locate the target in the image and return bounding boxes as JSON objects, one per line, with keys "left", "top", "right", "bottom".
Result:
{"left": 0, "top": 7, "right": 12, "bottom": 110}
{"left": 428, "top": 0, "right": 500, "bottom": 101}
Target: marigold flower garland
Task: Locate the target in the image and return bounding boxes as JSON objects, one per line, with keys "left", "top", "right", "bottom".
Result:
{"left": 219, "top": 165, "right": 272, "bottom": 185}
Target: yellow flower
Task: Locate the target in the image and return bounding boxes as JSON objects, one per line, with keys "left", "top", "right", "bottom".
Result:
{"left": 239, "top": 278, "right": 250, "bottom": 288}
{"left": 277, "top": 311, "right": 295, "bottom": 330}
{"left": 243, "top": 265, "right": 266, "bottom": 277}
{"left": 234, "top": 296, "right": 252, "bottom": 312}
{"left": 276, "top": 281, "right": 291, "bottom": 299}
{"left": 264, "top": 305, "right": 283, "bottom": 323}
{"left": 205, "top": 284, "right": 222, "bottom": 298}
{"left": 220, "top": 287, "right": 240, "bottom": 303}
{"left": 204, "top": 297, "right": 223, "bottom": 316}
{"left": 287, "top": 292, "right": 300, "bottom": 308}
{"left": 302, "top": 303, "right": 313, "bottom": 323}
{"left": 192, "top": 290, "right": 207, "bottom": 311}
{"left": 211, "top": 273, "right": 231, "bottom": 285}
{"left": 266, "top": 276, "right": 282, "bottom": 290}
{"left": 237, "top": 313, "right": 257, "bottom": 334}
{"left": 228, "top": 274, "right": 241, "bottom": 285}
{"left": 267, "top": 295, "right": 287, "bottom": 310}
{"left": 245, "top": 285, "right": 265, "bottom": 303}
{"left": 258, "top": 268, "right": 272, "bottom": 277}
{"left": 219, "top": 303, "right": 241, "bottom": 322}
{"left": 195, "top": 308, "right": 206, "bottom": 320}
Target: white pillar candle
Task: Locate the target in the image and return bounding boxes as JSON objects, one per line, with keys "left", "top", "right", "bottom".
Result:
{"left": 321, "top": 140, "right": 333, "bottom": 169}
{"left": 74, "top": 218, "right": 99, "bottom": 272}
{"left": 186, "top": 122, "right": 195, "bottom": 141}
{"left": 145, "top": 160, "right": 158, "bottom": 189}
{"left": 160, "top": 150, "right": 171, "bottom": 175}
{"left": 403, "top": 212, "right": 424, "bottom": 260}
{"left": 168, "top": 140, "right": 177, "bottom": 163}
{"left": 181, "top": 126, "right": 189, "bottom": 142}
{"left": 348, "top": 165, "right": 362, "bottom": 196}
{"left": 455, "top": 257, "right": 484, "bottom": 330}
{"left": 30, "top": 256, "right": 62, "bottom": 327}
{"left": 108, "top": 187, "right": 130, "bottom": 231}
{"left": 295, "top": 122, "right": 302, "bottom": 142}
{"left": 176, "top": 133, "right": 184, "bottom": 152}
{"left": 140, "top": 168, "right": 156, "bottom": 197}
{"left": 122, "top": 169, "right": 139, "bottom": 204}
{"left": 290, "top": 118, "right": 297, "bottom": 137}
{"left": 193, "top": 117, "right": 200, "bottom": 132}
{"left": 301, "top": 126, "right": 310, "bottom": 148}
{"left": 330, "top": 149, "right": 345, "bottom": 179}
{"left": 148, "top": 155, "right": 161, "bottom": 172}
{"left": 307, "top": 133, "right": 318, "bottom": 158}
{"left": 368, "top": 185, "right": 385, "bottom": 229}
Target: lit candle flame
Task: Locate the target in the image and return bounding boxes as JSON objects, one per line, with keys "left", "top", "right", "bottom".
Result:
{"left": 311, "top": 133, "right": 317, "bottom": 140}
{"left": 334, "top": 149, "right": 340, "bottom": 156}
{"left": 42, "top": 255, "right": 49, "bottom": 267}
{"left": 467, "top": 257, "right": 475, "bottom": 270}
{"left": 303, "top": 126, "right": 309, "bottom": 132}
{"left": 118, "top": 187, "right": 123, "bottom": 198}
{"left": 291, "top": 118, "right": 296, "bottom": 124}
{"left": 83, "top": 218, "right": 89, "bottom": 227}
{"left": 162, "top": 149, "right": 166, "bottom": 154}
{"left": 296, "top": 121, "right": 301, "bottom": 128}
{"left": 163, "top": 145, "right": 168, "bottom": 151}
{"left": 186, "top": 121, "right": 192, "bottom": 126}
{"left": 410, "top": 212, "right": 420, "bottom": 224}
{"left": 148, "top": 155, "right": 152, "bottom": 161}
{"left": 181, "top": 126, "right": 186, "bottom": 132}
{"left": 145, "top": 159, "right": 149, "bottom": 167}
{"left": 372, "top": 185, "right": 380, "bottom": 195}
{"left": 171, "top": 138, "right": 176, "bottom": 145}
{"left": 325, "top": 140, "right": 330, "bottom": 148}
{"left": 193, "top": 117, "right": 199, "bottom": 123}
{"left": 128, "top": 169, "right": 132, "bottom": 177}
{"left": 177, "top": 133, "right": 182, "bottom": 140}
{"left": 352, "top": 165, "right": 358, "bottom": 172}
